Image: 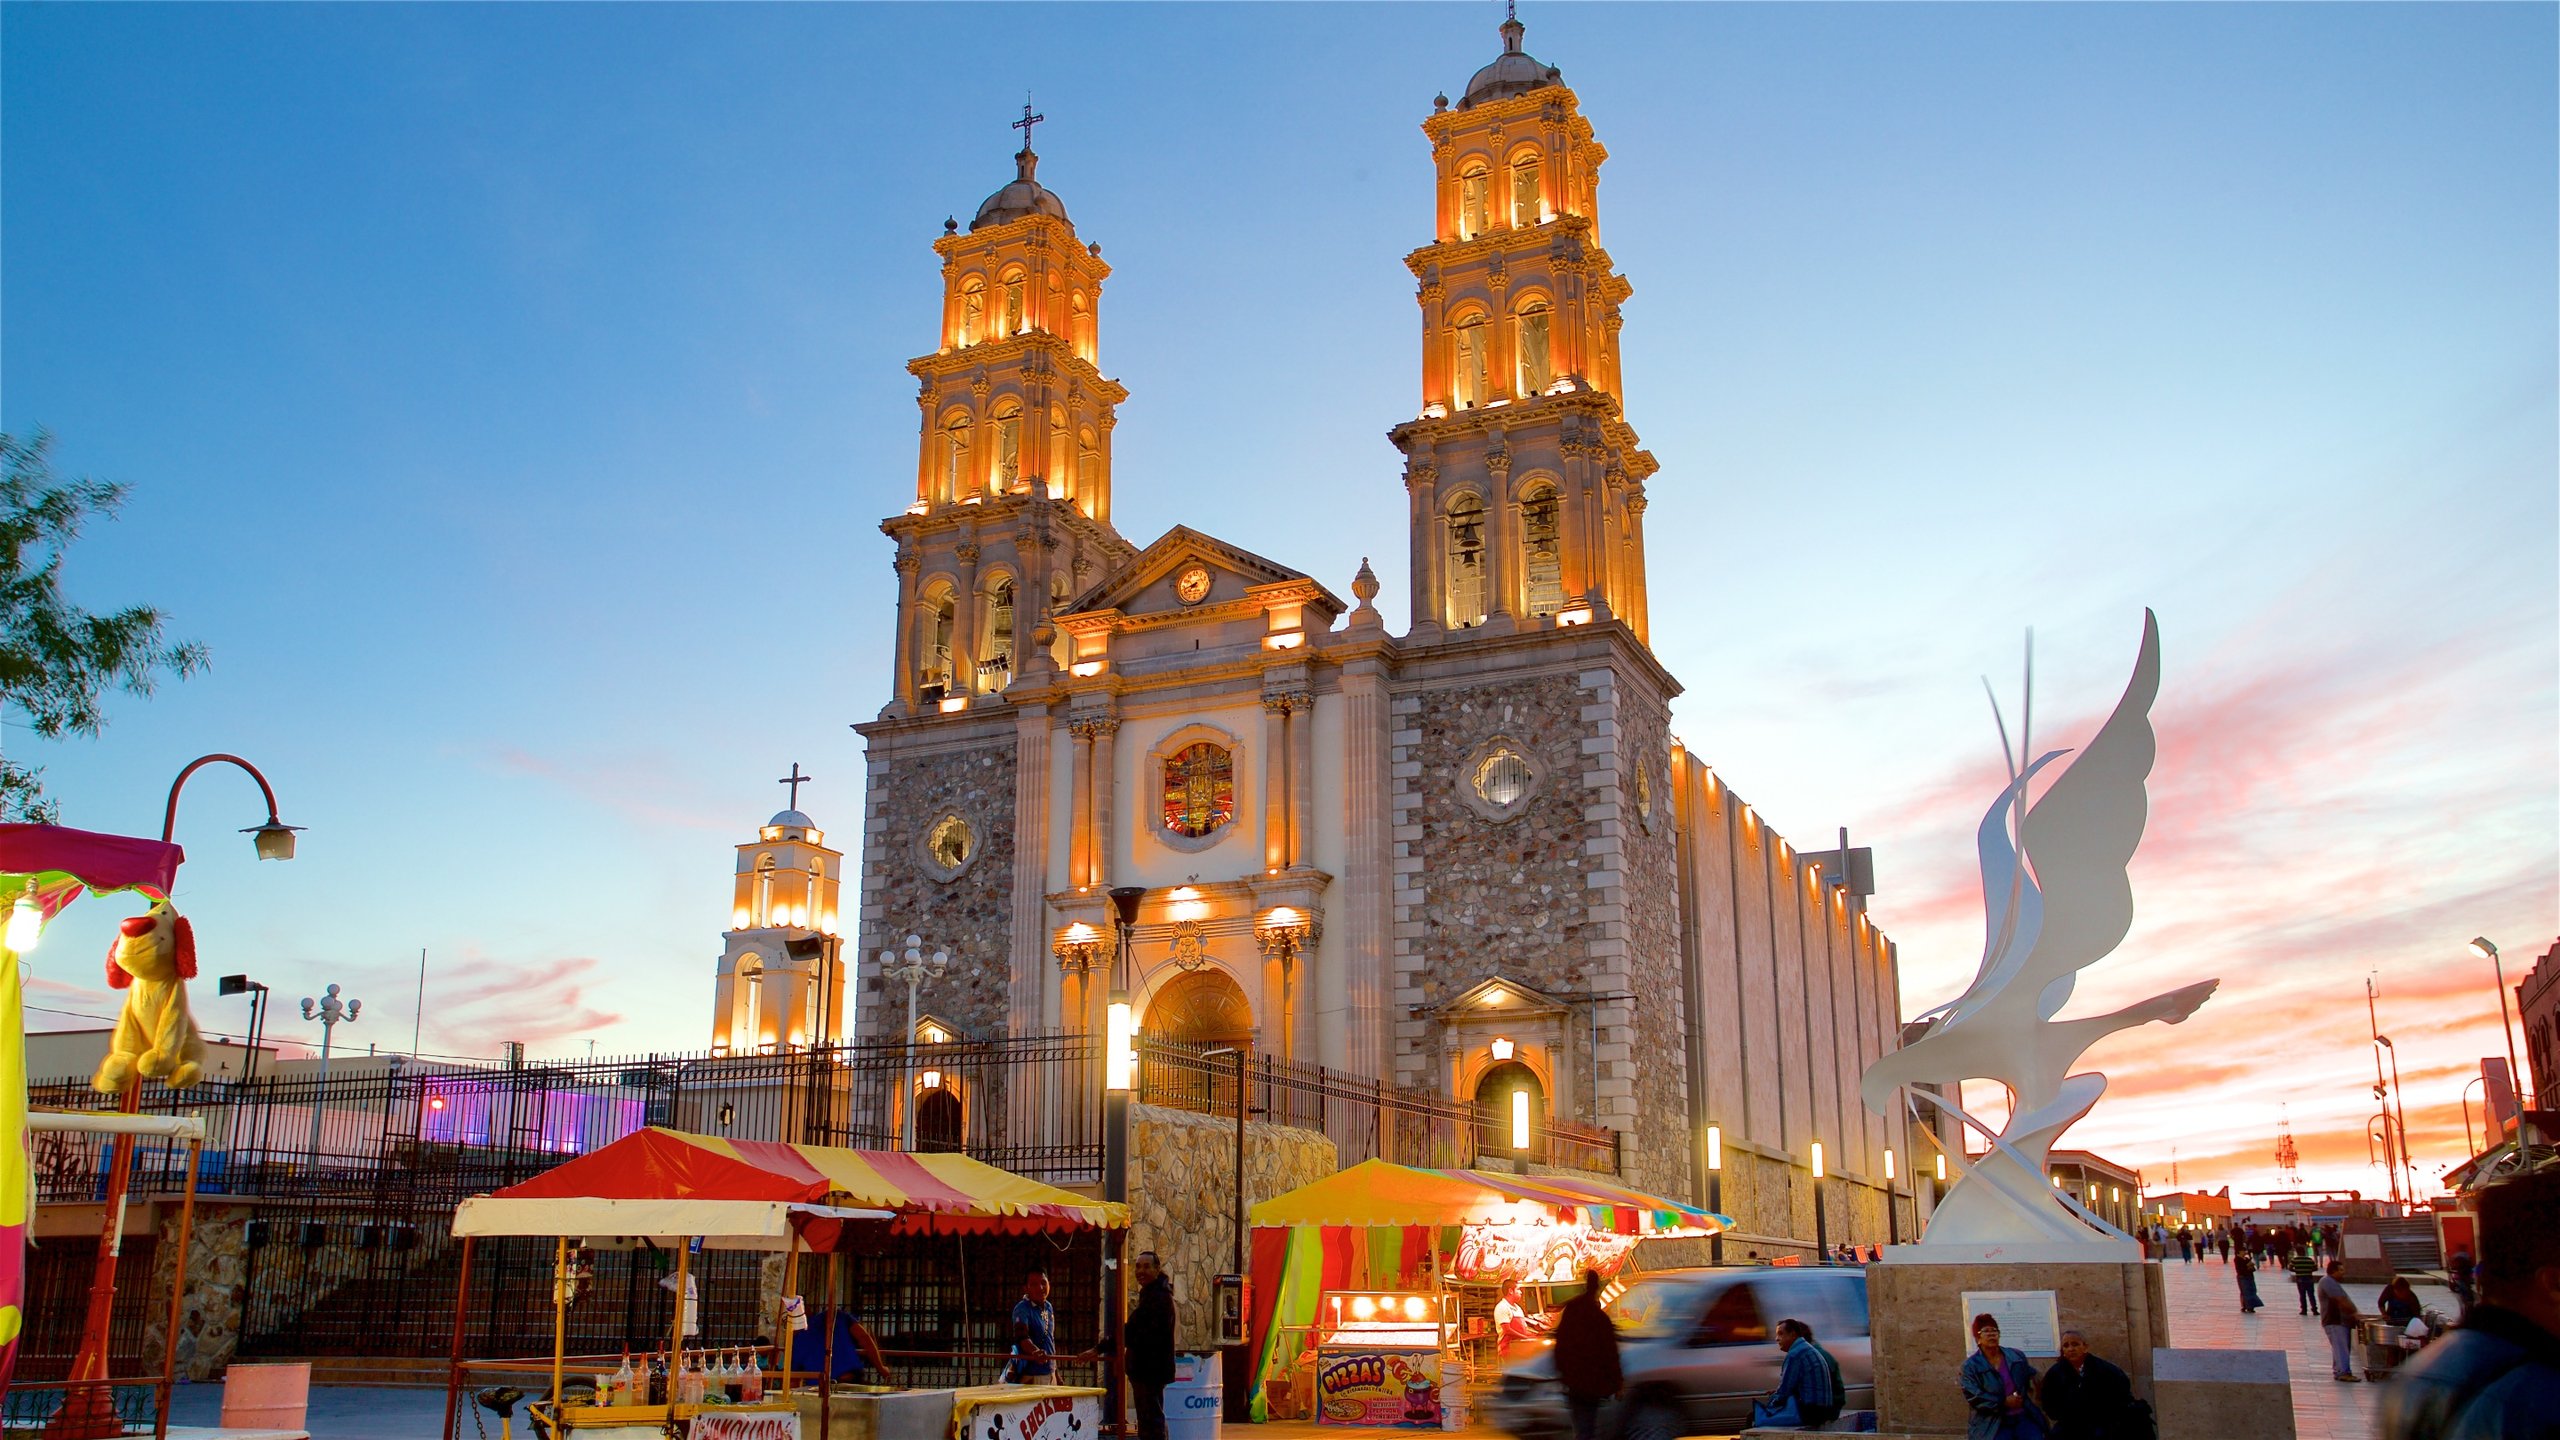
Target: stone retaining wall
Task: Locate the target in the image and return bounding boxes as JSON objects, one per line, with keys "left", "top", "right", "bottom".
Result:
{"left": 1127, "top": 1103, "right": 1337, "bottom": 1352}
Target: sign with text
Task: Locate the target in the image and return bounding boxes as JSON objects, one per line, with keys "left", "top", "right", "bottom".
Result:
{"left": 1317, "top": 1351, "right": 1443, "bottom": 1428}
{"left": 692, "top": 1410, "right": 802, "bottom": 1440}
{"left": 955, "top": 1387, "right": 1101, "bottom": 1440}
{"left": 1960, "top": 1290, "right": 2060, "bottom": 1356}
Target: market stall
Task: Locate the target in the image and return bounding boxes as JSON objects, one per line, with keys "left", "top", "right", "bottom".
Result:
{"left": 445, "top": 1127, "right": 1126, "bottom": 1440}
{"left": 1242, "top": 1159, "right": 1726, "bottom": 1427}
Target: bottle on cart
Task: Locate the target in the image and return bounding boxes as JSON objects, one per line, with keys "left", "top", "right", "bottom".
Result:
{"left": 612, "top": 1349, "right": 635, "bottom": 1406}
{"left": 718, "top": 1349, "right": 740, "bottom": 1402}
{"left": 742, "top": 1348, "right": 763, "bottom": 1403}
{"left": 649, "top": 1346, "right": 669, "bottom": 1405}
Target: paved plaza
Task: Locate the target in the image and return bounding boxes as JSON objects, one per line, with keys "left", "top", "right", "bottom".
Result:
{"left": 157, "top": 1255, "right": 2450, "bottom": 1440}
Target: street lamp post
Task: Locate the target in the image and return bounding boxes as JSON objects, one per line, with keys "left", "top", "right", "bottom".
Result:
{"left": 1704, "top": 1124, "right": 1723, "bottom": 1266}
{"left": 54, "top": 754, "right": 300, "bottom": 1440}
{"left": 2377, "top": 1035, "right": 2416, "bottom": 1207}
{"left": 299, "top": 984, "right": 360, "bottom": 1169}
{"left": 1104, "top": 886, "right": 1146, "bottom": 1437}
{"left": 879, "top": 935, "right": 950, "bottom": 1151}
{"left": 217, "top": 974, "right": 272, "bottom": 1087}
{"left": 2472, "top": 938, "right": 2528, "bottom": 1129}
{"left": 1811, "top": 1141, "right": 1829, "bottom": 1263}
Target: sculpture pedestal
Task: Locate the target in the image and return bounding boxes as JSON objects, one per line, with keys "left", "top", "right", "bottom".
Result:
{"left": 1869, "top": 1257, "right": 2169, "bottom": 1436}
{"left": 2152, "top": 1347, "right": 2295, "bottom": 1439}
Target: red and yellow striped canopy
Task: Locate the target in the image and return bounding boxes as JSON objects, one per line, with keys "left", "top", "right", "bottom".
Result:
{"left": 488, "top": 1127, "right": 1127, "bottom": 1237}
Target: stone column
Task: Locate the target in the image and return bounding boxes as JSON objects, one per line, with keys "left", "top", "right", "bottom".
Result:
{"left": 1010, "top": 704, "right": 1053, "bottom": 1036}
{"left": 1261, "top": 694, "right": 1291, "bottom": 871}
{"left": 1088, "top": 716, "right": 1120, "bottom": 885}
{"left": 1406, "top": 458, "right": 1442, "bottom": 641}
{"left": 891, "top": 550, "right": 922, "bottom": 712}
{"left": 1484, "top": 443, "right": 1518, "bottom": 630}
{"left": 1340, "top": 662, "right": 1391, "bottom": 1082}
{"left": 1069, "top": 720, "right": 1098, "bottom": 888}
{"left": 1624, "top": 492, "right": 1651, "bottom": 643}
{"left": 1558, "top": 437, "right": 1596, "bottom": 605}
{"left": 1287, "top": 693, "right": 1315, "bottom": 870}
{"left": 952, "top": 538, "right": 983, "bottom": 694}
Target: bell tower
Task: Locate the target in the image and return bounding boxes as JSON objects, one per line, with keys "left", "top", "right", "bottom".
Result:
{"left": 711, "top": 766, "right": 847, "bottom": 1053}
{"left": 1390, "top": 9, "right": 1657, "bottom": 646}
{"left": 883, "top": 105, "right": 1137, "bottom": 718}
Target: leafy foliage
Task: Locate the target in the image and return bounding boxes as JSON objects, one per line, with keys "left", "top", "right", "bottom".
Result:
{"left": 0, "top": 431, "right": 208, "bottom": 822}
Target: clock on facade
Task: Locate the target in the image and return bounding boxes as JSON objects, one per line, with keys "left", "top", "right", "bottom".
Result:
{"left": 1175, "top": 566, "right": 1213, "bottom": 605}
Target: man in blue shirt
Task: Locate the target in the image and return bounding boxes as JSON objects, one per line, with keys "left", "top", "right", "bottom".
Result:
{"left": 1008, "top": 1270, "right": 1059, "bottom": 1384}
{"left": 1763, "top": 1317, "right": 1842, "bottom": 1428}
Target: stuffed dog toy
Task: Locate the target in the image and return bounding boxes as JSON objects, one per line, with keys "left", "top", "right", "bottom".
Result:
{"left": 94, "top": 900, "right": 207, "bottom": 1093}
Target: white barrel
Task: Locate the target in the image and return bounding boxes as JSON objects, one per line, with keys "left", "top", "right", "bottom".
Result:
{"left": 1164, "top": 1354, "right": 1223, "bottom": 1440}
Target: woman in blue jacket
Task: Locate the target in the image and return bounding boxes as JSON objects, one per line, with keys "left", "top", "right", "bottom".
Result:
{"left": 1960, "top": 1315, "right": 2049, "bottom": 1440}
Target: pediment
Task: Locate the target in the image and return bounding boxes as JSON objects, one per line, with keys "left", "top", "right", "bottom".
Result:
{"left": 1062, "top": 525, "right": 1343, "bottom": 623}
{"left": 1436, "top": 974, "right": 1570, "bottom": 1022}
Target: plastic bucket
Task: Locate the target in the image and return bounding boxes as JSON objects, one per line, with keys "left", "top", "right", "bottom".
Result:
{"left": 220, "top": 1362, "right": 311, "bottom": 1431}
{"left": 1164, "top": 1354, "right": 1222, "bottom": 1440}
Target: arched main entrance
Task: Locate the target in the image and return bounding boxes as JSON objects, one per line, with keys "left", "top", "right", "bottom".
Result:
{"left": 914, "top": 1087, "right": 964, "bottom": 1153}
{"left": 1144, "top": 967, "right": 1253, "bottom": 1051}
{"left": 1143, "top": 968, "right": 1254, "bottom": 1111}
{"left": 1473, "top": 1061, "right": 1547, "bottom": 1164}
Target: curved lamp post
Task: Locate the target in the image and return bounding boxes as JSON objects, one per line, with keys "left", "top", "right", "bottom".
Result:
{"left": 56, "top": 754, "right": 300, "bottom": 1440}
{"left": 2471, "top": 938, "right": 2528, "bottom": 1130}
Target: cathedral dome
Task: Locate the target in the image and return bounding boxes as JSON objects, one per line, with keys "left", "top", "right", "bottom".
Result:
{"left": 1460, "top": 13, "right": 1561, "bottom": 108}
{"left": 972, "top": 150, "right": 1071, "bottom": 230}
{"left": 768, "top": 809, "right": 815, "bottom": 830}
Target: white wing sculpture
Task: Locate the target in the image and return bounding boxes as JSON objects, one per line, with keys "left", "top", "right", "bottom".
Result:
{"left": 1861, "top": 610, "right": 2216, "bottom": 1257}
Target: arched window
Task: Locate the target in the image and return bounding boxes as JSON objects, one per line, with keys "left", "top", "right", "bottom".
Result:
{"left": 1522, "top": 483, "right": 1564, "bottom": 617}
{"left": 959, "top": 277, "right": 986, "bottom": 347}
{"left": 1445, "top": 491, "right": 1487, "bottom": 629}
{"left": 1001, "top": 268, "right": 1027, "bottom": 335}
{"left": 993, "top": 402, "right": 1022, "bottom": 490}
{"left": 1516, "top": 300, "right": 1554, "bottom": 395}
{"left": 737, "top": 956, "right": 765, "bottom": 1047}
{"left": 754, "top": 853, "right": 777, "bottom": 926}
{"left": 1452, "top": 315, "right": 1489, "bottom": 410}
{"left": 1070, "top": 292, "right": 1092, "bottom": 358}
{"left": 1077, "top": 427, "right": 1100, "bottom": 505}
{"left": 979, "top": 577, "right": 1016, "bottom": 692}
{"left": 941, "top": 415, "right": 972, "bottom": 501}
{"left": 1511, "top": 153, "right": 1543, "bottom": 228}
{"left": 920, "top": 584, "right": 957, "bottom": 700}
{"left": 1458, "top": 164, "right": 1491, "bottom": 239}
{"left": 1474, "top": 1060, "right": 1546, "bottom": 1163}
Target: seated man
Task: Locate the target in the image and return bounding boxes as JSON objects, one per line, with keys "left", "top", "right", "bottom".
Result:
{"left": 1760, "top": 1317, "right": 1842, "bottom": 1429}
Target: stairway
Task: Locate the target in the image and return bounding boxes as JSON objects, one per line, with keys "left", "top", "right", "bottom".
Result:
{"left": 2377, "top": 1216, "right": 2443, "bottom": 1275}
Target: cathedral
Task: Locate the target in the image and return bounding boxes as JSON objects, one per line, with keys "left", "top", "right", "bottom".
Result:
{"left": 715, "top": 12, "right": 1914, "bottom": 1247}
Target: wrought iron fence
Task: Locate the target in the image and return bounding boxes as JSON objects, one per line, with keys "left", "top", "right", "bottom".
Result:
{"left": 22, "top": 1030, "right": 1616, "bottom": 1363}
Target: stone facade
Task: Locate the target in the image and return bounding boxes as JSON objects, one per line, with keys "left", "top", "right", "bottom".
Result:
{"left": 1126, "top": 1104, "right": 1338, "bottom": 1352}
{"left": 854, "top": 729, "right": 1018, "bottom": 1043}
{"left": 142, "top": 1203, "right": 252, "bottom": 1380}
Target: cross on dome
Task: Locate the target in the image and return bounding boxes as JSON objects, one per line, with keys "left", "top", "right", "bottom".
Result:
{"left": 1012, "top": 95, "right": 1045, "bottom": 154}
{"left": 778, "top": 762, "right": 814, "bottom": 810}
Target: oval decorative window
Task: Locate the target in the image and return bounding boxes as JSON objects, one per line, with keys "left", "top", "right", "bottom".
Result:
{"left": 1474, "top": 748, "right": 1534, "bottom": 808}
{"left": 924, "top": 814, "right": 973, "bottom": 878}
{"left": 1161, "top": 742, "right": 1236, "bottom": 838}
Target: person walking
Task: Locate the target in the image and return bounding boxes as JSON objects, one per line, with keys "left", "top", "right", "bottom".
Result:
{"left": 2216, "top": 1229, "right": 2232, "bottom": 1263}
{"left": 2292, "top": 1245, "right": 2322, "bottom": 1316}
{"left": 1123, "top": 1252, "right": 1177, "bottom": 1440}
{"left": 2038, "top": 1331, "right": 2138, "bottom": 1440}
{"left": 2320, "top": 1259, "right": 2365, "bottom": 1382}
{"left": 1552, "top": 1269, "right": 1623, "bottom": 1440}
{"left": 2177, "top": 1229, "right": 2193, "bottom": 1263}
{"left": 1961, "top": 1315, "right": 2049, "bottom": 1440}
{"left": 2384, "top": 1168, "right": 2560, "bottom": 1439}
{"left": 2236, "top": 1249, "right": 2264, "bottom": 1314}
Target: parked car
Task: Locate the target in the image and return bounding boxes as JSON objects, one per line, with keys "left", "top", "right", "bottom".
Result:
{"left": 1487, "top": 1267, "right": 1875, "bottom": 1440}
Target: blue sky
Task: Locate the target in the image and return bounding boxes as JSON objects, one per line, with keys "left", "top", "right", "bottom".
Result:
{"left": 6, "top": 3, "right": 2552, "bottom": 1200}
